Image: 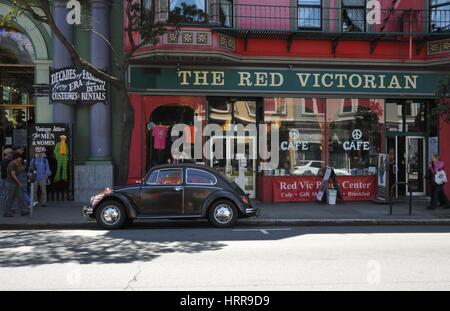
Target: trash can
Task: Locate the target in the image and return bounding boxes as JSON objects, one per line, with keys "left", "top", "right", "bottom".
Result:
{"left": 327, "top": 189, "right": 337, "bottom": 205}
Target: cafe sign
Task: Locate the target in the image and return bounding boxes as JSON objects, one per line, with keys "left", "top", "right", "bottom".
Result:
{"left": 343, "top": 129, "right": 370, "bottom": 151}
{"left": 129, "top": 67, "right": 444, "bottom": 96}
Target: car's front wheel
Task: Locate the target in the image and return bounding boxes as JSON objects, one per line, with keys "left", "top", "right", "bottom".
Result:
{"left": 208, "top": 200, "right": 238, "bottom": 228}
{"left": 95, "top": 200, "right": 126, "bottom": 229}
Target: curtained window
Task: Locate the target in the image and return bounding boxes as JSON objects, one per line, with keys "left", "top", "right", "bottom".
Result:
{"left": 430, "top": 0, "right": 450, "bottom": 32}
{"left": 342, "top": 0, "right": 366, "bottom": 32}
{"left": 298, "top": 0, "right": 322, "bottom": 30}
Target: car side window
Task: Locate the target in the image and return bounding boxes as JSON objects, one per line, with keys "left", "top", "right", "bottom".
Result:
{"left": 186, "top": 169, "right": 217, "bottom": 185}
{"left": 146, "top": 170, "right": 159, "bottom": 185}
{"left": 155, "top": 169, "right": 183, "bottom": 185}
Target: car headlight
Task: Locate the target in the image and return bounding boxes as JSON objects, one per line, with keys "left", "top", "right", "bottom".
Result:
{"left": 90, "top": 188, "right": 113, "bottom": 206}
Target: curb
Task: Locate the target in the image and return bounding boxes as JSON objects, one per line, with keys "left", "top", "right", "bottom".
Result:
{"left": 238, "top": 218, "right": 450, "bottom": 226}
{"left": 0, "top": 218, "right": 449, "bottom": 230}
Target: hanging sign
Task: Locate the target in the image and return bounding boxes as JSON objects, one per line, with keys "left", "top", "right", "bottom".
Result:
{"left": 50, "top": 67, "right": 107, "bottom": 104}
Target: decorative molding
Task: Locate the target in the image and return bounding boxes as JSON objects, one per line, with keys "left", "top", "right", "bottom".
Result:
{"left": 167, "top": 31, "right": 179, "bottom": 44}
{"left": 427, "top": 38, "right": 450, "bottom": 55}
{"left": 218, "top": 33, "right": 235, "bottom": 51}
{"left": 196, "top": 32, "right": 208, "bottom": 44}
{"left": 163, "top": 31, "right": 212, "bottom": 46}
{"left": 182, "top": 32, "right": 194, "bottom": 44}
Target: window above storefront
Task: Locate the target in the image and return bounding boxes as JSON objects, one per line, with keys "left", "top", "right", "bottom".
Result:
{"left": 169, "top": 0, "right": 208, "bottom": 23}
{"left": 430, "top": 0, "right": 450, "bottom": 32}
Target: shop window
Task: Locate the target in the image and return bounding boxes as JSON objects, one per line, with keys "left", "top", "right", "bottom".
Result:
{"left": 386, "top": 102, "right": 403, "bottom": 132}
{"left": 430, "top": 0, "right": 450, "bottom": 32}
{"left": 342, "top": 0, "right": 366, "bottom": 32}
{"left": 186, "top": 168, "right": 217, "bottom": 185}
{"left": 298, "top": 0, "right": 322, "bottom": 30}
{"left": 327, "top": 98, "right": 383, "bottom": 176}
{"left": 169, "top": 0, "right": 208, "bottom": 23}
{"left": 263, "top": 98, "right": 326, "bottom": 176}
{"left": 404, "top": 101, "right": 426, "bottom": 132}
{"left": 385, "top": 100, "right": 427, "bottom": 133}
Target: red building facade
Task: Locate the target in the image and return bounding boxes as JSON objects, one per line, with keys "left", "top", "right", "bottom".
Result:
{"left": 126, "top": 0, "right": 450, "bottom": 202}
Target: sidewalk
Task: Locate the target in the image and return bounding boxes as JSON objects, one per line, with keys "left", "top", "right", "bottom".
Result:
{"left": 0, "top": 198, "right": 449, "bottom": 229}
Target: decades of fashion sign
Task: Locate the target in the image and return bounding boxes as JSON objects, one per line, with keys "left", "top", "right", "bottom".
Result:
{"left": 272, "top": 176, "right": 377, "bottom": 202}
{"left": 50, "top": 67, "right": 107, "bottom": 104}
{"left": 129, "top": 67, "right": 445, "bottom": 96}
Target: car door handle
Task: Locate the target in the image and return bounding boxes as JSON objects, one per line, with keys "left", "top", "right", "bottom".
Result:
{"left": 174, "top": 187, "right": 182, "bottom": 191}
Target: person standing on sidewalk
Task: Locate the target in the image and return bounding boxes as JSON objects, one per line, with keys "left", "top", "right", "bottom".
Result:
{"left": 29, "top": 152, "right": 51, "bottom": 207}
{"left": 0, "top": 149, "right": 14, "bottom": 209}
{"left": 427, "top": 154, "right": 449, "bottom": 210}
{"left": 3, "top": 155, "right": 29, "bottom": 217}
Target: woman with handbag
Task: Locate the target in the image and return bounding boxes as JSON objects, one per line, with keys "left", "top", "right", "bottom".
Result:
{"left": 427, "top": 155, "right": 449, "bottom": 210}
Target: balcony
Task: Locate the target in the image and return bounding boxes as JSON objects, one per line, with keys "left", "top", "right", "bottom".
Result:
{"left": 209, "top": 4, "right": 450, "bottom": 41}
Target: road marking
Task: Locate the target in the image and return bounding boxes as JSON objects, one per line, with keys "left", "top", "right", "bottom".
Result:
{"left": 232, "top": 228, "right": 292, "bottom": 235}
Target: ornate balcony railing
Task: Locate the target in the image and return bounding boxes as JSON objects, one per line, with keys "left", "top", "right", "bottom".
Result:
{"left": 208, "top": 4, "right": 450, "bottom": 37}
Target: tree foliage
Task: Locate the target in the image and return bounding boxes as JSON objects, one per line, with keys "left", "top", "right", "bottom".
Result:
{"left": 432, "top": 74, "right": 450, "bottom": 123}
{"left": 1, "top": 0, "right": 176, "bottom": 184}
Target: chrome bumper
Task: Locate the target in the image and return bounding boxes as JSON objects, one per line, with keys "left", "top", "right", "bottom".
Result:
{"left": 82, "top": 205, "right": 94, "bottom": 219}
{"left": 245, "top": 207, "right": 260, "bottom": 217}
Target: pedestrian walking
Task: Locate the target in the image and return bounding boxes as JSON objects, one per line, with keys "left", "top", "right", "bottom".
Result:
{"left": 3, "top": 155, "right": 29, "bottom": 217}
{"left": 427, "top": 154, "right": 449, "bottom": 210}
{"left": 29, "top": 152, "right": 51, "bottom": 207}
{"left": 1, "top": 149, "right": 14, "bottom": 210}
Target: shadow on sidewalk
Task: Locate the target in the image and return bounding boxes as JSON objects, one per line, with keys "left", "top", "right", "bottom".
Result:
{"left": 1, "top": 225, "right": 450, "bottom": 267}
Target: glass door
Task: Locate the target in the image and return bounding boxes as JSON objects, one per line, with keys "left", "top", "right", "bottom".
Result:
{"left": 405, "top": 137, "right": 426, "bottom": 195}
{"left": 207, "top": 99, "right": 258, "bottom": 198}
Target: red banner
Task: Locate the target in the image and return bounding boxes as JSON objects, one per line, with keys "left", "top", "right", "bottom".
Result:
{"left": 272, "top": 176, "right": 377, "bottom": 202}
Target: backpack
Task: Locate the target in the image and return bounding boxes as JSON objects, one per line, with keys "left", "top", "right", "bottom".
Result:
{"left": 435, "top": 170, "right": 447, "bottom": 185}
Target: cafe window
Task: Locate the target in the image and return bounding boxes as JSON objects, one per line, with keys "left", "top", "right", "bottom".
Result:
{"left": 263, "top": 98, "right": 326, "bottom": 176}
{"left": 327, "top": 99, "right": 384, "bottom": 176}
{"left": 342, "top": 0, "right": 366, "bottom": 32}
{"left": 298, "top": 0, "right": 322, "bottom": 30}
{"left": 169, "top": 0, "right": 207, "bottom": 23}
{"left": 430, "top": 0, "right": 450, "bottom": 32}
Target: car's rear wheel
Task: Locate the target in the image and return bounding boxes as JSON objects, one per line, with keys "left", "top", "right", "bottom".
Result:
{"left": 208, "top": 200, "right": 238, "bottom": 228}
{"left": 96, "top": 200, "right": 126, "bottom": 229}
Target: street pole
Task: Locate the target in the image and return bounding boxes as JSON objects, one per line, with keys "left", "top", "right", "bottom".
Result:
{"left": 29, "top": 182, "right": 34, "bottom": 218}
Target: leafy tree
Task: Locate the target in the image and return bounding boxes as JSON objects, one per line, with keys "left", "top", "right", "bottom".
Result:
{"left": 432, "top": 74, "right": 450, "bottom": 123}
{"left": 1, "top": 0, "right": 172, "bottom": 184}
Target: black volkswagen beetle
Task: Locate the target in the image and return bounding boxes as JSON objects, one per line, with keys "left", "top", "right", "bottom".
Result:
{"left": 82, "top": 163, "right": 260, "bottom": 229}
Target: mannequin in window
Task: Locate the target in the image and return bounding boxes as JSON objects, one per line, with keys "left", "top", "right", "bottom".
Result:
{"left": 153, "top": 122, "right": 168, "bottom": 164}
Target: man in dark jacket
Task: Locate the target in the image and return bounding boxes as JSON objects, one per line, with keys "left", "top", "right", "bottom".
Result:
{"left": 3, "top": 155, "right": 29, "bottom": 217}
{"left": 0, "top": 149, "right": 14, "bottom": 210}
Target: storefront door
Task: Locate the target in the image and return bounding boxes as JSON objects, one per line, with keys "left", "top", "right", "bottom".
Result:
{"left": 405, "top": 137, "right": 426, "bottom": 195}
{"left": 209, "top": 135, "right": 257, "bottom": 198}
{"left": 207, "top": 99, "right": 258, "bottom": 198}
{"left": 387, "top": 136, "right": 426, "bottom": 197}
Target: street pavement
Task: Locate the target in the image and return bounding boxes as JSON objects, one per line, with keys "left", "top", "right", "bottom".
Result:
{"left": 0, "top": 226, "right": 450, "bottom": 290}
{"left": 0, "top": 199, "right": 449, "bottom": 229}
